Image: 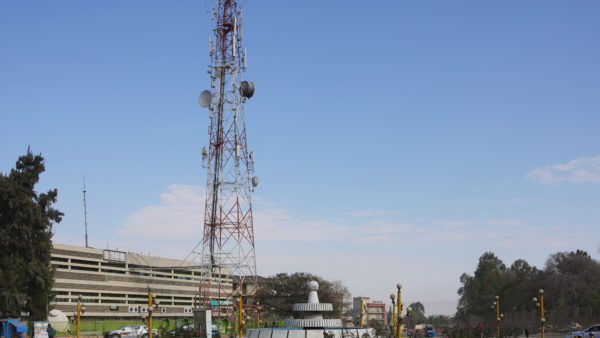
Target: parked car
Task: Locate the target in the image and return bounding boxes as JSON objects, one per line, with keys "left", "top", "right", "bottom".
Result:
{"left": 567, "top": 323, "right": 583, "bottom": 331}
{"left": 425, "top": 324, "right": 435, "bottom": 337}
{"left": 103, "top": 324, "right": 158, "bottom": 338}
{"left": 169, "top": 323, "right": 194, "bottom": 337}
{"left": 566, "top": 324, "right": 600, "bottom": 338}
{"left": 169, "top": 322, "right": 219, "bottom": 337}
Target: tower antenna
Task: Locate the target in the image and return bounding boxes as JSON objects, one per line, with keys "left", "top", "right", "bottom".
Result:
{"left": 186, "top": 0, "right": 259, "bottom": 320}
{"left": 83, "top": 176, "right": 89, "bottom": 248}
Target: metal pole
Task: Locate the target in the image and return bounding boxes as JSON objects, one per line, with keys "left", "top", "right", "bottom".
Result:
{"left": 390, "top": 296, "right": 396, "bottom": 335}
{"left": 83, "top": 176, "right": 88, "bottom": 248}
{"left": 360, "top": 300, "right": 364, "bottom": 328}
{"left": 397, "top": 284, "right": 402, "bottom": 338}
{"left": 495, "top": 297, "right": 500, "bottom": 338}
{"left": 76, "top": 296, "right": 81, "bottom": 338}
{"left": 148, "top": 287, "right": 153, "bottom": 338}
{"left": 239, "top": 296, "right": 243, "bottom": 338}
{"left": 540, "top": 290, "right": 545, "bottom": 338}
{"left": 256, "top": 303, "right": 260, "bottom": 328}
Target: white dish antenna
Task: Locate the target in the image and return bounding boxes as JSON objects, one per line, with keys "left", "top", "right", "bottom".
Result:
{"left": 198, "top": 90, "right": 212, "bottom": 107}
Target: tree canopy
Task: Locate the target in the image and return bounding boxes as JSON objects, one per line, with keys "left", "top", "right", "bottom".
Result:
{"left": 456, "top": 250, "right": 600, "bottom": 329}
{"left": 257, "top": 272, "right": 351, "bottom": 319}
{"left": 405, "top": 302, "right": 426, "bottom": 328}
{"left": 0, "top": 149, "right": 62, "bottom": 319}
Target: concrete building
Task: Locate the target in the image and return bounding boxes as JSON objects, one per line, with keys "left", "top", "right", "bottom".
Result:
{"left": 352, "top": 297, "right": 386, "bottom": 325}
{"left": 50, "top": 243, "right": 233, "bottom": 319}
{"left": 365, "top": 301, "right": 386, "bottom": 324}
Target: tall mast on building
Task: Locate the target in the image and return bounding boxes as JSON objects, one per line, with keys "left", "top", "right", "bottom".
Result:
{"left": 190, "top": 0, "right": 258, "bottom": 311}
{"left": 83, "top": 176, "right": 89, "bottom": 248}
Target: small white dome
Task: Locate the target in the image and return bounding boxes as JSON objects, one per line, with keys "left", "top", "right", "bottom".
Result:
{"left": 307, "top": 280, "right": 319, "bottom": 291}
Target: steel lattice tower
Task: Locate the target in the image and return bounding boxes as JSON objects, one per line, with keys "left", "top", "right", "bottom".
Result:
{"left": 189, "top": 0, "right": 258, "bottom": 315}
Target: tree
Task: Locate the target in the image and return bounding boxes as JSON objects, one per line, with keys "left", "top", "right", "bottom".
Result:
{"left": 427, "top": 315, "right": 451, "bottom": 328}
{"left": 258, "top": 272, "right": 349, "bottom": 319}
{"left": 456, "top": 250, "right": 600, "bottom": 328}
{"left": 457, "top": 252, "right": 506, "bottom": 321}
{"left": 542, "top": 250, "right": 600, "bottom": 321}
{"left": 409, "top": 302, "right": 425, "bottom": 315}
{"left": 405, "top": 302, "right": 426, "bottom": 328}
{"left": 367, "top": 318, "right": 384, "bottom": 333}
{"left": 0, "top": 149, "right": 63, "bottom": 319}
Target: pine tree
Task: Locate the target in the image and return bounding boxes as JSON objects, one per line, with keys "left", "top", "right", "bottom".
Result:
{"left": 0, "top": 148, "right": 63, "bottom": 319}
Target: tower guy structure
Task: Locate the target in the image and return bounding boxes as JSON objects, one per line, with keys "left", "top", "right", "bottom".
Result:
{"left": 191, "top": 0, "right": 258, "bottom": 318}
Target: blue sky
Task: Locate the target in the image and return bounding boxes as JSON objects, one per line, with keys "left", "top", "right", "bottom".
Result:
{"left": 1, "top": 1, "right": 599, "bottom": 315}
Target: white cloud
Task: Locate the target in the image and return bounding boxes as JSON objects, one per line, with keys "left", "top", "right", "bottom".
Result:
{"left": 528, "top": 155, "right": 600, "bottom": 184}
{"left": 116, "top": 185, "right": 580, "bottom": 250}
{"left": 111, "top": 184, "right": 599, "bottom": 316}
{"left": 484, "top": 219, "right": 521, "bottom": 227}
{"left": 117, "top": 184, "right": 205, "bottom": 239}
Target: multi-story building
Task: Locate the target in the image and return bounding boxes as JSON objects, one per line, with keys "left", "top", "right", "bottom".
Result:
{"left": 352, "top": 297, "right": 386, "bottom": 325}
{"left": 50, "top": 243, "right": 233, "bottom": 320}
{"left": 365, "top": 301, "right": 386, "bottom": 324}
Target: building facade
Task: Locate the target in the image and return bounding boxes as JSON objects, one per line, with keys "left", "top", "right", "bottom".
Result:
{"left": 365, "top": 301, "right": 386, "bottom": 324}
{"left": 50, "top": 243, "right": 233, "bottom": 319}
{"left": 352, "top": 297, "right": 386, "bottom": 325}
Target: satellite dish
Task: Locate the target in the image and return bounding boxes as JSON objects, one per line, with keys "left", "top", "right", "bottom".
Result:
{"left": 240, "top": 81, "right": 255, "bottom": 98}
{"left": 252, "top": 176, "right": 259, "bottom": 187}
{"left": 198, "top": 90, "right": 211, "bottom": 107}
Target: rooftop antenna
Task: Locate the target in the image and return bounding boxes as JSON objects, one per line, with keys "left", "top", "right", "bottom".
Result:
{"left": 83, "top": 176, "right": 89, "bottom": 248}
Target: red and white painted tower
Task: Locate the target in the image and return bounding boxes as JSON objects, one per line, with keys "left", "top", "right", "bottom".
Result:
{"left": 191, "top": 0, "right": 258, "bottom": 313}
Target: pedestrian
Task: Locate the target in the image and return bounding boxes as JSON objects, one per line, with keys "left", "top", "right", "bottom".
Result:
{"left": 524, "top": 328, "right": 529, "bottom": 338}
{"left": 47, "top": 324, "right": 55, "bottom": 338}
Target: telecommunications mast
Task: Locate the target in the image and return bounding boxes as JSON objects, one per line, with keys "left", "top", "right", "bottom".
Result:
{"left": 83, "top": 176, "right": 89, "bottom": 248}
{"left": 188, "top": 0, "right": 258, "bottom": 317}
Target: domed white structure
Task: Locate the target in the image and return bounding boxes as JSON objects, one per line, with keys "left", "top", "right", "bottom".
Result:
{"left": 48, "top": 309, "right": 70, "bottom": 332}
{"left": 245, "top": 281, "right": 374, "bottom": 338}
{"left": 284, "top": 281, "right": 342, "bottom": 328}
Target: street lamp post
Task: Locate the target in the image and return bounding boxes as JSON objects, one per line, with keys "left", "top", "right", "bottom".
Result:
{"left": 390, "top": 294, "right": 396, "bottom": 335}
{"left": 361, "top": 301, "right": 367, "bottom": 328}
{"left": 405, "top": 306, "right": 412, "bottom": 337}
{"left": 533, "top": 289, "right": 545, "bottom": 338}
{"left": 396, "top": 305, "right": 412, "bottom": 338}
{"left": 76, "top": 295, "right": 85, "bottom": 338}
{"left": 239, "top": 296, "right": 243, "bottom": 338}
{"left": 494, "top": 296, "right": 500, "bottom": 338}
{"left": 256, "top": 302, "right": 260, "bottom": 328}
{"left": 396, "top": 284, "right": 402, "bottom": 338}
{"left": 76, "top": 296, "right": 80, "bottom": 338}
{"left": 147, "top": 285, "right": 153, "bottom": 338}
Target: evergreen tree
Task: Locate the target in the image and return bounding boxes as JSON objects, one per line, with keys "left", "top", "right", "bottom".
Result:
{"left": 0, "top": 149, "right": 63, "bottom": 319}
{"left": 456, "top": 250, "right": 600, "bottom": 328}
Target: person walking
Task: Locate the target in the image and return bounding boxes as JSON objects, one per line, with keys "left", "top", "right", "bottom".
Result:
{"left": 46, "top": 324, "right": 55, "bottom": 338}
